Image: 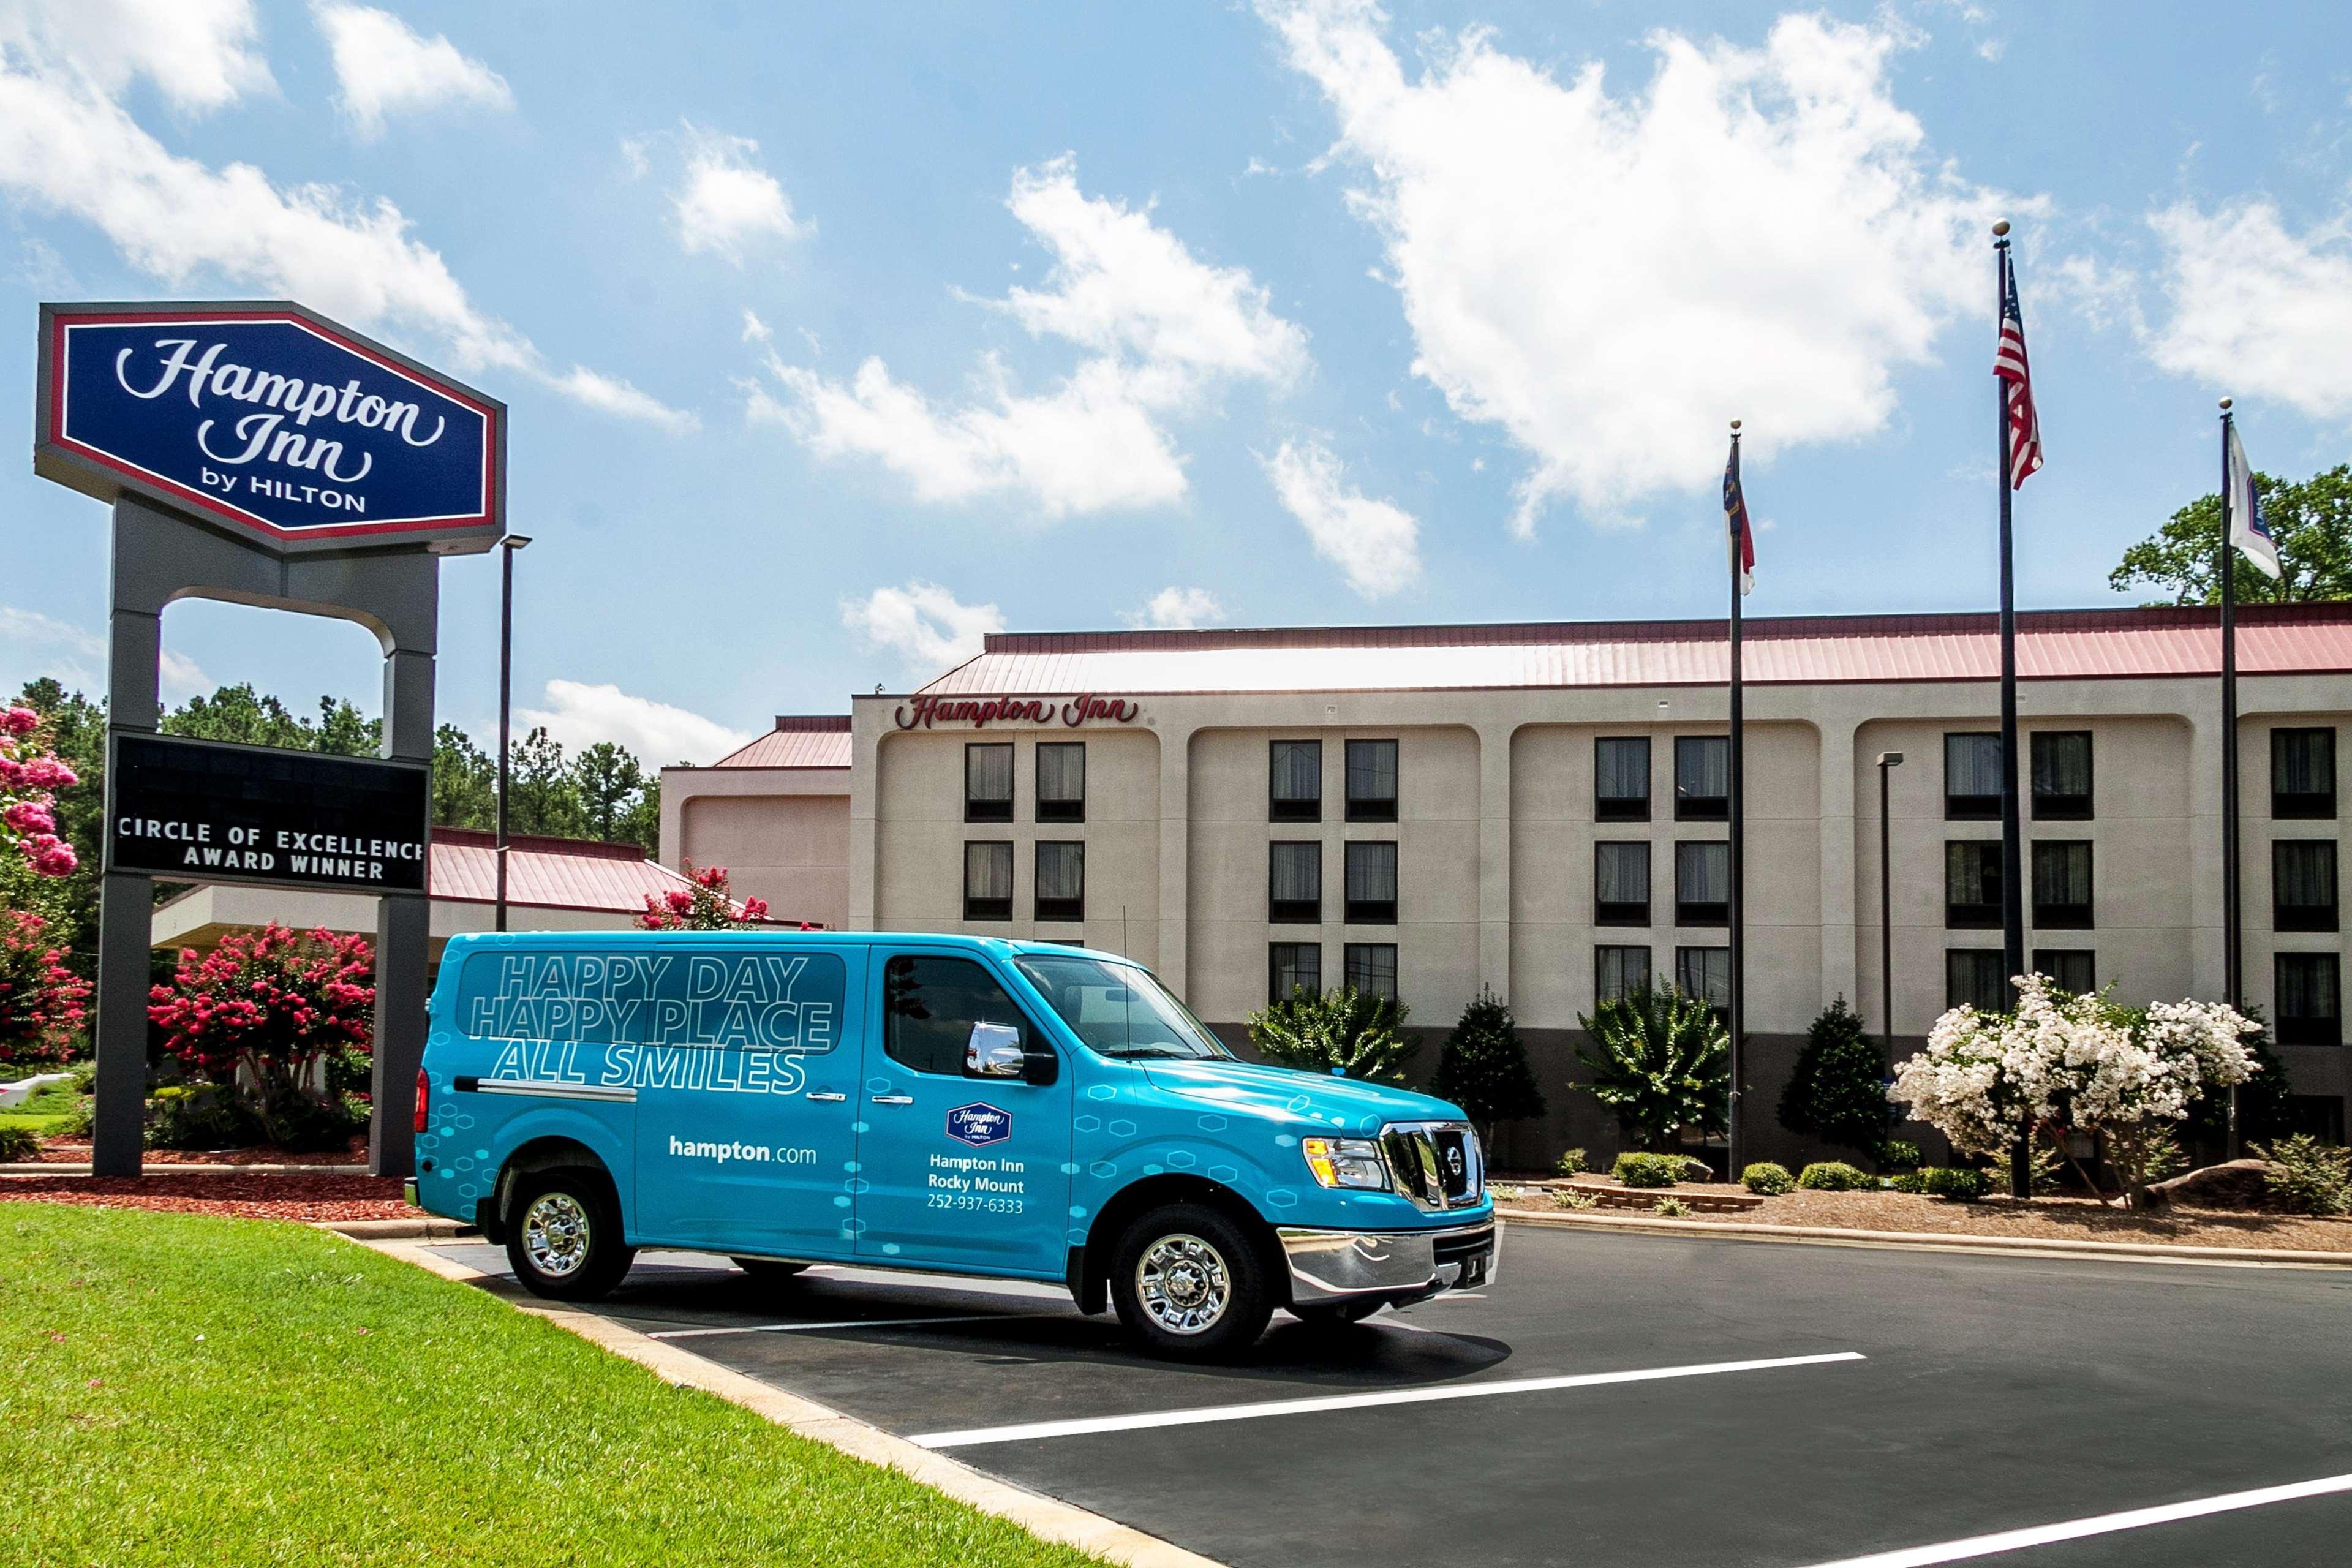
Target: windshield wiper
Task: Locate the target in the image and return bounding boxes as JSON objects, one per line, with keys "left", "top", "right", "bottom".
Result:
{"left": 1103, "top": 1046, "right": 1195, "bottom": 1060}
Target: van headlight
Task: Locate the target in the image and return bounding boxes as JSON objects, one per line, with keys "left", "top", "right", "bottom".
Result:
{"left": 1300, "top": 1136, "right": 1388, "bottom": 1191}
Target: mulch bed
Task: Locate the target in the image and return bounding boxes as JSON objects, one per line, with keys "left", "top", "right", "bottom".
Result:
{"left": 1503, "top": 1178, "right": 2352, "bottom": 1253}
{"left": 28, "top": 1140, "right": 368, "bottom": 1166}
{"left": 0, "top": 1173, "right": 412, "bottom": 1223}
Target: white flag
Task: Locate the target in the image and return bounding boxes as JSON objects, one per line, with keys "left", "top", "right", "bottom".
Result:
{"left": 2226, "top": 422, "right": 2283, "bottom": 581}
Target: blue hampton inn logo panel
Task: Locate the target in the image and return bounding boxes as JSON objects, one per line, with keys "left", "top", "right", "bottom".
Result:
{"left": 946, "top": 1102, "right": 1014, "bottom": 1148}
{"left": 36, "top": 302, "right": 505, "bottom": 554}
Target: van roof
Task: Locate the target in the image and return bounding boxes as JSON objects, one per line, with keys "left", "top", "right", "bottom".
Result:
{"left": 439, "top": 930, "right": 1139, "bottom": 965}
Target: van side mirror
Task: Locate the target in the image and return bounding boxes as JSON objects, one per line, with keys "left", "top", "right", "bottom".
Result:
{"left": 964, "top": 1022, "right": 1026, "bottom": 1079}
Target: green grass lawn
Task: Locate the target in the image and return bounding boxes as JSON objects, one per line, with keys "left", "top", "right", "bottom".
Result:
{"left": 0, "top": 1084, "right": 85, "bottom": 1137}
{"left": 0, "top": 1204, "right": 1106, "bottom": 1567}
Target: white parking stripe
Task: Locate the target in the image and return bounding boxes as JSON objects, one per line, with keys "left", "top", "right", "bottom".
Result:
{"left": 649, "top": 1311, "right": 1063, "bottom": 1340}
{"left": 911, "top": 1350, "right": 1864, "bottom": 1449}
{"left": 1798, "top": 1472, "right": 2352, "bottom": 1567}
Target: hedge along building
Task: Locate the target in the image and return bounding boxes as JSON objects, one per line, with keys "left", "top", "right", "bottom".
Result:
{"left": 652, "top": 607, "right": 2352, "bottom": 1170}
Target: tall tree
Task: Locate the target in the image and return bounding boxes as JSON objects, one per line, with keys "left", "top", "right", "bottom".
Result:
{"left": 162, "top": 683, "right": 316, "bottom": 749}
{"left": 431, "top": 724, "right": 497, "bottom": 831}
{"left": 570, "top": 742, "right": 646, "bottom": 843}
{"left": 507, "top": 727, "right": 586, "bottom": 838}
{"left": 313, "top": 695, "right": 382, "bottom": 756}
{"left": 2111, "top": 464, "right": 2352, "bottom": 605}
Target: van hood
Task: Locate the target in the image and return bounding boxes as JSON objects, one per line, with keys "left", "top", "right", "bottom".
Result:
{"left": 1140, "top": 1057, "right": 1465, "bottom": 1133}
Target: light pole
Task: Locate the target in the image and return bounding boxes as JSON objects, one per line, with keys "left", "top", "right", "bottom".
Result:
{"left": 494, "top": 534, "right": 533, "bottom": 932}
{"left": 1876, "top": 751, "right": 1904, "bottom": 1046}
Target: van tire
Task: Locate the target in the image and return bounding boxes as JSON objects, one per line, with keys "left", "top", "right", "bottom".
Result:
{"left": 506, "top": 1169, "right": 633, "bottom": 1302}
{"left": 731, "top": 1257, "right": 810, "bottom": 1281}
{"left": 1109, "top": 1204, "right": 1273, "bottom": 1361}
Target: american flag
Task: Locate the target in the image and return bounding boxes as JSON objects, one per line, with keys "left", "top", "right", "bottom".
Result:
{"left": 1994, "top": 247, "right": 2044, "bottom": 489}
{"left": 1724, "top": 434, "right": 1754, "bottom": 595}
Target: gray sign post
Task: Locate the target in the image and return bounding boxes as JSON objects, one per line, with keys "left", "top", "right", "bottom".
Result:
{"left": 36, "top": 301, "right": 505, "bottom": 1180}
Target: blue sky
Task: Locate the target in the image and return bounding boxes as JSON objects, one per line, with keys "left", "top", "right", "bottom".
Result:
{"left": 3, "top": 1, "right": 2349, "bottom": 763}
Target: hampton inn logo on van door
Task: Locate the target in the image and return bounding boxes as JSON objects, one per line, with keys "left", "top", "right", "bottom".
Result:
{"left": 946, "top": 1102, "right": 1014, "bottom": 1147}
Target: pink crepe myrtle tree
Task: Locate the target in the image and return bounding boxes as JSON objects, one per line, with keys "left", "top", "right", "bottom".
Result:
{"left": 636, "top": 861, "right": 771, "bottom": 932}
{"left": 0, "top": 909, "right": 91, "bottom": 1066}
{"left": 1, "top": 705, "right": 78, "bottom": 880}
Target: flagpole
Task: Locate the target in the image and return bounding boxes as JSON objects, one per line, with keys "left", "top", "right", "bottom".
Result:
{"left": 1994, "top": 220, "right": 2030, "bottom": 1202}
{"left": 1727, "top": 419, "right": 1746, "bottom": 1180}
{"left": 2220, "top": 396, "right": 2244, "bottom": 1157}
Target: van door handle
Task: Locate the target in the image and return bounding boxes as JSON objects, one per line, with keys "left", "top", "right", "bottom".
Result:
{"left": 870, "top": 1094, "right": 914, "bottom": 1106}
{"left": 805, "top": 1091, "right": 846, "bottom": 1102}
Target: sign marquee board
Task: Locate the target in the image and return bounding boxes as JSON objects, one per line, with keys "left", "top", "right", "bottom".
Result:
{"left": 107, "top": 732, "right": 431, "bottom": 894}
{"left": 36, "top": 301, "right": 505, "bottom": 555}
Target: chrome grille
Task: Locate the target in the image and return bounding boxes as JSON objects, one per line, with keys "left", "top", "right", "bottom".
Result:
{"left": 1379, "top": 1121, "right": 1484, "bottom": 1212}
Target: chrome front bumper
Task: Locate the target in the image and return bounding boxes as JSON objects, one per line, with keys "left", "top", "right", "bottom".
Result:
{"left": 1278, "top": 1219, "right": 1501, "bottom": 1307}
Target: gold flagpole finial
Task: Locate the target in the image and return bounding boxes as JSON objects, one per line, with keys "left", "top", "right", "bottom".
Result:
{"left": 1728, "top": 418, "right": 1741, "bottom": 435}
{"left": 1992, "top": 219, "right": 2010, "bottom": 238}
{"left": 2219, "top": 397, "right": 2233, "bottom": 413}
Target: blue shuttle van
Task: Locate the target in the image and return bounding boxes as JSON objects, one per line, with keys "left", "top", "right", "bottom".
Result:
{"left": 413, "top": 932, "right": 1496, "bottom": 1359}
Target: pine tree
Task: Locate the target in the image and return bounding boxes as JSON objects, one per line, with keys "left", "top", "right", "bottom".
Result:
{"left": 1433, "top": 988, "right": 1545, "bottom": 1147}
{"left": 1778, "top": 995, "right": 1897, "bottom": 1159}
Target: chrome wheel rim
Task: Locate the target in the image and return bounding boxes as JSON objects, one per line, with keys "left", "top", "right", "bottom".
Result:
{"left": 522, "top": 1192, "right": 591, "bottom": 1278}
{"left": 1136, "top": 1234, "right": 1230, "bottom": 1335}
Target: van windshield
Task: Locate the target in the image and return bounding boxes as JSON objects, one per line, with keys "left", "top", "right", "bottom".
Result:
{"left": 1011, "top": 955, "right": 1235, "bottom": 1061}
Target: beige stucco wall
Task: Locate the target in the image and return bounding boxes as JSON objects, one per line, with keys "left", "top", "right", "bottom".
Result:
{"left": 659, "top": 764, "right": 851, "bottom": 930}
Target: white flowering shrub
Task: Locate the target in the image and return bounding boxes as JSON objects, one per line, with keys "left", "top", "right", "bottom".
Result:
{"left": 1889, "top": 974, "right": 2259, "bottom": 1207}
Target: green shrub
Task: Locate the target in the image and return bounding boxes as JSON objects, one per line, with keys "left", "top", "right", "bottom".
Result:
{"left": 0, "top": 1124, "right": 39, "bottom": 1161}
{"left": 1796, "top": 1160, "right": 1875, "bottom": 1191}
{"left": 2253, "top": 1135, "right": 2352, "bottom": 1216}
{"left": 144, "top": 1084, "right": 259, "bottom": 1152}
{"left": 1574, "top": 983, "right": 1728, "bottom": 1148}
{"left": 69, "top": 1060, "right": 97, "bottom": 1095}
{"left": 56, "top": 1095, "right": 94, "bottom": 1139}
{"left": 1612, "top": 1151, "right": 1684, "bottom": 1188}
{"left": 1890, "top": 1170, "right": 1924, "bottom": 1194}
{"left": 1879, "top": 1140, "right": 1921, "bottom": 1172}
{"left": 1433, "top": 989, "right": 1545, "bottom": 1145}
{"left": 1553, "top": 1147, "right": 1589, "bottom": 1177}
{"left": 1895, "top": 1166, "right": 1992, "bottom": 1200}
{"left": 1779, "top": 995, "right": 1897, "bottom": 1155}
{"left": 1553, "top": 1189, "right": 1597, "bottom": 1210}
{"left": 1245, "top": 986, "right": 1417, "bottom": 1084}
{"left": 1653, "top": 1196, "right": 1693, "bottom": 1218}
{"left": 1741, "top": 1161, "right": 1795, "bottom": 1195}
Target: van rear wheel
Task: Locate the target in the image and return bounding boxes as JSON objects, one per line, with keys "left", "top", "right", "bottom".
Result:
{"left": 506, "top": 1169, "right": 633, "bottom": 1302}
{"left": 1109, "top": 1204, "right": 1273, "bottom": 1361}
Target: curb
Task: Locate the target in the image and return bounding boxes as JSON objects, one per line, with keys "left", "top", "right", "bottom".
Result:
{"left": 1495, "top": 1206, "right": 2352, "bottom": 1268}
{"left": 318, "top": 1217, "right": 478, "bottom": 1241}
{"left": 348, "top": 1237, "right": 1225, "bottom": 1568}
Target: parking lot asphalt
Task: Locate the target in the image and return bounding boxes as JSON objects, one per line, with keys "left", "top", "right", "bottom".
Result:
{"left": 433, "top": 1227, "right": 2352, "bottom": 1567}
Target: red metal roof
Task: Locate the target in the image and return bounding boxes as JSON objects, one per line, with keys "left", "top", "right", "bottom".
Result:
{"left": 708, "top": 714, "right": 853, "bottom": 770}
{"left": 429, "top": 827, "right": 694, "bottom": 914}
{"left": 915, "top": 605, "right": 2352, "bottom": 696}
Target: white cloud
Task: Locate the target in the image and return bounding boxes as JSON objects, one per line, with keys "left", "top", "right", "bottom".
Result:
{"left": 669, "top": 124, "right": 804, "bottom": 260}
{"left": 0, "top": 2, "right": 688, "bottom": 431}
{"left": 516, "top": 680, "right": 751, "bottom": 767}
{"left": 1259, "top": 2, "right": 2010, "bottom": 533}
{"left": 2146, "top": 200, "right": 2352, "bottom": 420}
{"left": 1262, "top": 440, "right": 1420, "bottom": 599}
{"left": 0, "top": 605, "right": 209, "bottom": 700}
{"left": 1121, "top": 587, "right": 1225, "bottom": 630}
{"left": 547, "top": 366, "right": 700, "bottom": 434}
{"left": 839, "top": 582, "right": 1006, "bottom": 673}
{"left": 756, "top": 156, "right": 1304, "bottom": 517}
{"left": 0, "top": 0, "right": 274, "bottom": 112}
{"left": 312, "top": 3, "right": 514, "bottom": 141}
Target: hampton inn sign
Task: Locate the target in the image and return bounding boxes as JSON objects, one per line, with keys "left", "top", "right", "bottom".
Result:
{"left": 893, "top": 693, "right": 1141, "bottom": 729}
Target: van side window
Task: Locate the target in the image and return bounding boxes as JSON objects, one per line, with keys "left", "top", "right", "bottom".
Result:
{"left": 883, "top": 955, "right": 1037, "bottom": 1076}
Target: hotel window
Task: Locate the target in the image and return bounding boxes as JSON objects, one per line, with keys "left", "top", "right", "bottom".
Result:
{"left": 1269, "top": 841, "right": 1321, "bottom": 924}
{"left": 964, "top": 742, "right": 1014, "bottom": 823}
{"left": 1345, "top": 739, "right": 1399, "bottom": 822}
{"left": 962, "top": 840, "right": 1013, "bottom": 921}
{"left": 1270, "top": 739, "right": 1322, "bottom": 822}
{"left": 1945, "top": 842, "right": 2002, "bottom": 929}
{"left": 2030, "top": 731, "right": 2093, "bottom": 821}
{"left": 1596, "top": 737, "right": 1652, "bottom": 822}
{"left": 1035, "top": 742, "right": 1085, "bottom": 823}
{"left": 1344, "top": 943, "right": 1398, "bottom": 1001}
{"left": 2031, "top": 841, "right": 2093, "bottom": 930}
{"left": 2272, "top": 728, "right": 2337, "bottom": 820}
{"left": 1033, "top": 841, "right": 1084, "bottom": 924}
{"left": 1945, "top": 733, "right": 2003, "bottom": 820}
{"left": 2033, "top": 949, "right": 2097, "bottom": 995}
{"left": 1675, "top": 945, "right": 1730, "bottom": 1009}
{"left": 1344, "top": 841, "right": 1398, "bottom": 924}
{"left": 2276, "top": 952, "right": 2342, "bottom": 1046}
{"left": 2274, "top": 840, "right": 2339, "bottom": 933}
{"left": 2287, "top": 1095, "right": 2348, "bottom": 1144}
{"left": 1675, "top": 841, "right": 1728, "bottom": 927}
{"left": 1596, "top": 944, "right": 1651, "bottom": 1005}
{"left": 1673, "top": 736, "right": 1729, "bottom": 821}
{"left": 1269, "top": 942, "right": 1321, "bottom": 1003}
{"left": 1947, "top": 949, "right": 2008, "bottom": 1013}
{"left": 1594, "top": 842, "right": 1651, "bottom": 927}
